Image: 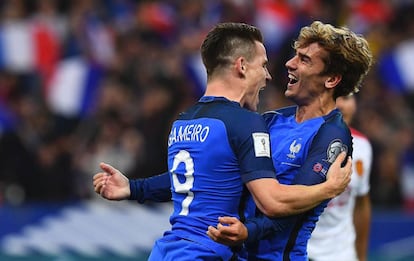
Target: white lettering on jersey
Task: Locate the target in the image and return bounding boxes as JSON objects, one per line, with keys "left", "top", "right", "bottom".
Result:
{"left": 168, "top": 124, "right": 210, "bottom": 147}
{"left": 252, "top": 132, "right": 270, "bottom": 157}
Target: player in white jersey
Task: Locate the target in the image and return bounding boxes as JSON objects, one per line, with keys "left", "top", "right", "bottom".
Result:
{"left": 308, "top": 94, "right": 373, "bottom": 261}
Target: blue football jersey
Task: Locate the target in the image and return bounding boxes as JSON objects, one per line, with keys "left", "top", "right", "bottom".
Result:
{"left": 244, "top": 106, "right": 353, "bottom": 261}
{"left": 161, "top": 96, "right": 276, "bottom": 260}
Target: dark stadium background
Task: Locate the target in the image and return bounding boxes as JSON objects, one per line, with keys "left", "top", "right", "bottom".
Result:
{"left": 0, "top": 1, "right": 413, "bottom": 260}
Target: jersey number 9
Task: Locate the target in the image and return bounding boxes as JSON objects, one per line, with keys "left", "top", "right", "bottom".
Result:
{"left": 171, "top": 150, "right": 195, "bottom": 216}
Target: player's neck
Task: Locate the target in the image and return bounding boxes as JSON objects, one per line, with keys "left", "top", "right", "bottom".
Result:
{"left": 204, "top": 78, "right": 245, "bottom": 105}
{"left": 295, "top": 98, "right": 336, "bottom": 123}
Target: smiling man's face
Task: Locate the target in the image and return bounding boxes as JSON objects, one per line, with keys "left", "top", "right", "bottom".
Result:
{"left": 284, "top": 42, "right": 330, "bottom": 105}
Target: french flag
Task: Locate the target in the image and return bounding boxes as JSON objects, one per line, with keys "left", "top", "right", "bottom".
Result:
{"left": 46, "top": 57, "right": 103, "bottom": 118}
{"left": 0, "top": 20, "right": 60, "bottom": 80}
{"left": 378, "top": 40, "right": 414, "bottom": 93}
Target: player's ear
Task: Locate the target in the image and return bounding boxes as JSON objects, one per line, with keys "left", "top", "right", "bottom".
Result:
{"left": 325, "top": 74, "right": 341, "bottom": 89}
{"left": 236, "top": 57, "right": 247, "bottom": 77}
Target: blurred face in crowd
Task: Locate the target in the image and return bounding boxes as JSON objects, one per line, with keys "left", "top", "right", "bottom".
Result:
{"left": 336, "top": 94, "right": 357, "bottom": 125}
{"left": 285, "top": 42, "right": 332, "bottom": 105}
{"left": 242, "top": 41, "right": 272, "bottom": 111}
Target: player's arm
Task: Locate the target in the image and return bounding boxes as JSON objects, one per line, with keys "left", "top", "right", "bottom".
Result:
{"left": 129, "top": 172, "right": 172, "bottom": 203}
{"left": 354, "top": 193, "right": 371, "bottom": 261}
{"left": 209, "top": 160, "right": 326, "bottom": 246}
{"left": 246, "top": 151, "right": 351, "bottom": 218}
{"left": 243, "top": 215, "right": 290, "bottom": 243}
{"left": 210, "top": 157, "right": 336, "bottom": 246}
{"left": 207, "top": 214, "right": 291, "bottom": 246}
{"left": 93, "top": 162, "right": 172, "bottom": 203}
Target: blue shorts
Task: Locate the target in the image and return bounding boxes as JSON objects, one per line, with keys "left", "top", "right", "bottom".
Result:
{"left": 148, "top": 233, "right": 224, "bottom": 261}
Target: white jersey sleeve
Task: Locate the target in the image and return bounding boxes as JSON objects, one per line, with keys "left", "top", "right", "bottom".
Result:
{"left": 352, "top": 129, "right": 373, "bottom": 196}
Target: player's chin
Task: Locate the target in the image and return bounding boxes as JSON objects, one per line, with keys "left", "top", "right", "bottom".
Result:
{"left": 284, "top": 88, "right": 294, "bottom": 98}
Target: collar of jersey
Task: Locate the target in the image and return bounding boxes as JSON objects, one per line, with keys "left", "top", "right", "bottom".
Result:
{"left": 275, "top": 106, "right": 340, "bottom": 120}
{"left": 199, "top": 96, "right": 233, "bottom": 104}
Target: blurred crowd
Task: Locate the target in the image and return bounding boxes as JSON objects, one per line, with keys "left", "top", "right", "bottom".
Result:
{"left": 0, "top": 0, "right": 413, "bottom": 212}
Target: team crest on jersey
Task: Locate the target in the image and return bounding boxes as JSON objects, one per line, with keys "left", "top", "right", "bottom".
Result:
{"left": 287, "top": 139, "right": 301, "bottom": 159}
{"left": 325, "top": 139, "right": 348, "bottom": 163}
{"left": 252, "top": 132, "right": 270, "bottom": 157}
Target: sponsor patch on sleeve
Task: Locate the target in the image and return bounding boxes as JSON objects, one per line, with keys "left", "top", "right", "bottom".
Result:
{"left": 252, "top": 132, "right": 271, "bottom": 157}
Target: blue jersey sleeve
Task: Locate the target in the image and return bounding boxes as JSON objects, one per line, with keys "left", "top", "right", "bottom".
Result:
{"left": 245, "top": 215, "right": 291, "bottom": 244}
{"left": 129, "top": 172, "right": 172, "bottom": 203}
{"left": 293, "top": 116, "right": 353, "bottom": 185}
{"left": 230, "top": 112, "right": 276, "bottom": 183}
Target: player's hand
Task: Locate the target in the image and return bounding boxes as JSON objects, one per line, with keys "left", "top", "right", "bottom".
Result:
{"left": 207, "top": 216, "right": 248, "bottom": 246}
{"left": 326, "top": 151, "right": 352, "bottom": 197}
{"left": 93, "top": 162, "right": 130, "bottom": 200}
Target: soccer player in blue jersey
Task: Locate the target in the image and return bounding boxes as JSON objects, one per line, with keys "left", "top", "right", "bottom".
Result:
{"left": 207, "top": 21, "right": 373, "bottom": 261}
{"left": 93, "top": 22, "right": 352, "bottom": 261}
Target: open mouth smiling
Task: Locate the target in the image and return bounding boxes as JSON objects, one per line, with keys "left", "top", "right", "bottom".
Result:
{"left": 288, "top": 74, "right": 298, "bottom": 85}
